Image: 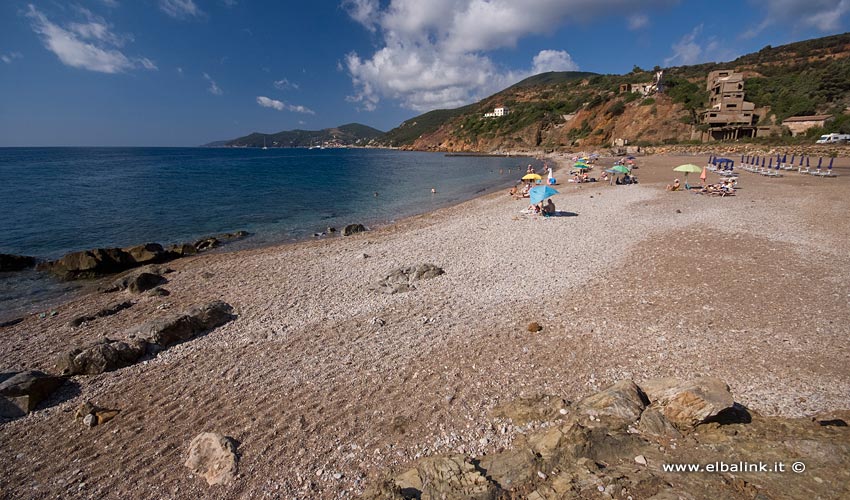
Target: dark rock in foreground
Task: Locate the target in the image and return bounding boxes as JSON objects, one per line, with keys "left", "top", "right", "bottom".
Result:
{"left": 68, "top": 300, "right": 134, "bottom": 327}
{"left": 0, "top": 370, "right": 64, "bottom": 418}
{"left": 56, "top": 338, "right": 148, "bottom": 376}
{"left": 0, "top": 253, "right": 37, "bottom": 272}
{"left": 127, "top": 300, "right": 235, "bottom": 348}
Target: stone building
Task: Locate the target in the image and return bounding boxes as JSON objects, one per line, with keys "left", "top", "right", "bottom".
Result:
{"left": 781, "top": 115, "right": 833, "bottom": 136}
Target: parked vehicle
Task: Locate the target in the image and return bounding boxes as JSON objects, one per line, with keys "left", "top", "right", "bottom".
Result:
{"left": 815, "top": 133, "right": 850, "bottom": 144}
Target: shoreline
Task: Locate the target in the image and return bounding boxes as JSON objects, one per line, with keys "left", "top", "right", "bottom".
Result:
{"left": 1, "top": 153, "right": 848, "bottom": 498}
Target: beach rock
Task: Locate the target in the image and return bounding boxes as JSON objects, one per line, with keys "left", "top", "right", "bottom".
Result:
{"left": 372, "top": 264, "right": 445, "bottom": 294}
{"left": 130, "top": 301, "right": 235, "bottom": 348}
{"left": 477, "top": 448, "right": 538, "bottom": 490}
{"left": 342, "top": 223, "right": 367, "bottom": 236}
{"left": 123, "top": 243, "right": 166, "bottom": 265}
{"left": 75, "top": 401, "right": 120, "bottom": 427}
{"left": 527, "top": 321, "right": 542, "bottom": 332}
{"left": 394, "top": 455, "right": 498, "bottom": 500}
{"left": 194, "top": 237, "right": 221, "bottom": 252}
{"left": 167, "top": 243, "right": 198, "bottom": 257}
{"left": 578, "top": 380, "right": 648, "bottom": 426}
{"left": 185, "top": 432, "right": 239, "bottom": 486}
{"left": 193, "top": 231, "right": 249, "bottom": 253}
{"left": 0, "top": 371, "right": 64, "bottom": 418}
{"left": 638, "top": 407, "right": 683, "bottom": 440}
{"left": 56, "top": 337, "right": 148, "bottom": 376}
{"left": 68, "top": 300, "right": 134, "bottom": 327}
{"left": 639, "top": 377, "right": 734, "bottom": 429}
{"left": 0, "top": 253, "right": 36, "bottom": 272}
{"left": 39, "top": 248, "right": 136, "bottom": 280}
{"left": 127, "top": 272, "right": 167, "bottom": 294}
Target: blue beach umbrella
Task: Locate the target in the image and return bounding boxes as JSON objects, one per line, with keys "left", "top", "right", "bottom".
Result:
{"left": 529, "top": 186, "right": 559, "bottom": 205}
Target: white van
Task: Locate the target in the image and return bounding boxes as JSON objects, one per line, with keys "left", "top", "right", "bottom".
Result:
{"left": 815, "top": 133, "right": 850, "bottom": 144}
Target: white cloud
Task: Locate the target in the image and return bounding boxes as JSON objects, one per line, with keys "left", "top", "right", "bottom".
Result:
{"left": 744, "top": 0, "right": 850, "bottom": 37}
{"left": 25, "top": 5, "right": 156, "bottom": 74}
{"left": 273, "top": 78, "right": 299, "bottom": 90}
{"left": 159, "top": 0, "right": 204, "bottom": 19}
{"left": 664, "top": 24, "right": 703, "bottom": 66}
{"left": 204, "top": 72, "right": 223, "bottom": 95}
{"left": 256, "top": 96, "right": 315, "bottom": 114}
{"left": 1, "top": 52, "right": 23, "bottom": 64}
{"left": 628, "top": 13, "right": 649, "bottom": 30}
{"left": 532, "top": 50, "right": 579, "bottom": 74}
{"left": 343, "top": 0, "right": 676, "bottom": 112}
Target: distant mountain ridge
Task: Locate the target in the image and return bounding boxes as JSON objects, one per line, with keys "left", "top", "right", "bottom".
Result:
{"left": 208, "top": 123, "right": 385, "bottom": 148}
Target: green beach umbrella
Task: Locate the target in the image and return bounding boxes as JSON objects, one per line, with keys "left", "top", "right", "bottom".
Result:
{"left": 673, "top": 163, "right": 703, "bottom": 187}
{"left": 573, "top": 164, "right": 591, "bottom": 170}
{"left": 611, "top": 165, "right": 630, "bottom": 174}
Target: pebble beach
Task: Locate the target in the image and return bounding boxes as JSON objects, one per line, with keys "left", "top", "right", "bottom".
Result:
{"left": 1, "top": 153, "right": 849, "bottom": 499}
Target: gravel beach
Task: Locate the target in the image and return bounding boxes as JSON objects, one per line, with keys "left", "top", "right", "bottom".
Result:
{"left": 1, "top": 153, "right": 848, "bottom": 499}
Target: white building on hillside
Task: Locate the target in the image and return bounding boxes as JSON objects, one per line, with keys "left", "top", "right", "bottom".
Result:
{"left": 484, "top": 106, "right": 509, "bottom": 118}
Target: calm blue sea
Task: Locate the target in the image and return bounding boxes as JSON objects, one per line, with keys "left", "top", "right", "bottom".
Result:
{"left": 0, "top": 147, "right": 541, "bottom": 320}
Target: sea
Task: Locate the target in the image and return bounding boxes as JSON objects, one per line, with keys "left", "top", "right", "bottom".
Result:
{"left": 0, "top": 147, "right": 543, "bottom": 321}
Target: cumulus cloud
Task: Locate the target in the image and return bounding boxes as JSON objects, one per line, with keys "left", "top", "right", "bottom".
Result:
{"left": 159, "top": 0, "right": 204, "bottom": 19}
{"left": 744, "top": 0, "right": 850, "bottom": 37}
{"left": 343, "top": 0, "right": 676, "bottom": 111}
{"left": 628, "top": 13, "right": 649, "bottom": 30}
{"left": 25, "top": 4, "right": 156, "bottom": 74}
{"left": 664, "top": 24, "right": 703, "bottom": 66}
{"left": 273, "top": 78, "right": 299, "bottom": 90}
{"left": 1, "top": 52, "right": 23, "bottom": 64}
{"left": 204, "top": 73, "right": 223, "bottom": 95}
{"left": 256, "top": 96, "right": 315, "bottom": 114}
{"left": 532, "top": 50, "right": 579, "bottom": 74}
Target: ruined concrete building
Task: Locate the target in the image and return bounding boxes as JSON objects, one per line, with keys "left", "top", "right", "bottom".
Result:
{"left": 698, "top": 70, "right": 765, "bottom": 140}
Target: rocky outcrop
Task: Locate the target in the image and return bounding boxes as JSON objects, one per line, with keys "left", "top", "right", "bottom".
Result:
{"left": 363, "top": 378, "right": 836, "bottom": 500}
{"left": 56, "top": 338, "right": 148, "bottom": 376}
{"left": 372, "top": 264, "right": 445, "bottom": 294}
{"left": 127, "top": 301, "right": 235, "bottom": 348}
{"left": 185, "top": 432, "right": 239, "bottom": 486}
{"left": 39, "top": 231, "right": 249, "bottom": 280}
{"left": 342, "top": 224, "right": 367, "bottom": 236}
{"left": 578, "top": 379, "right": 648, "bottom": 425}
{"left": 640, "top": 377, "right": 734, "bottom": 429}
{"left": 0, "top": 254, "right": 36, "bottom": 272}
{"left": 0, "top": 371, "right": 64, "bottom": 418}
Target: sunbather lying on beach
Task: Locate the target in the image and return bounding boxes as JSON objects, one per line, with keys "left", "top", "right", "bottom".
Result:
{"left": 666, "top": 179, "right": 681, "bottom": 191}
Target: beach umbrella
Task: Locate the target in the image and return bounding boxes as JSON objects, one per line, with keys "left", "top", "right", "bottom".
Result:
{"left": 573, "top": 164, "right": 591, "bottom": 170}
{"left": 674, "top": 163, "right": 702, "bottom": 187}
{"left": 522, "top": 173, "right": 542, "bottom": 181}
{"left": 529, "top": 186, "right": 559, "bottom": 205}
{"left": 611, "top": 165, "right": 630, "bottom": 174}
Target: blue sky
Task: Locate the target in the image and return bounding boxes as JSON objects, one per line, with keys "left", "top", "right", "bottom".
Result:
{"left": 1, "top": 0, "right": 848, "bottom": 146}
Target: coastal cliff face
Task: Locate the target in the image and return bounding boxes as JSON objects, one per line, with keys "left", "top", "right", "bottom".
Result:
{"left": 407, "top": 93, "right": 693, "bottom": 152}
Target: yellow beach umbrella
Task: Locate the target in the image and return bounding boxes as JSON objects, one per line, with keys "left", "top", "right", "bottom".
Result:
{"left": 522, "top": 173, "right": 542, "bottom": 181}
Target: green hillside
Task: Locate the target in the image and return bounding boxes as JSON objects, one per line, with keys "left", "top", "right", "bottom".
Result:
{"left": 217, "top": 123, "right": 385, "bottom": 148}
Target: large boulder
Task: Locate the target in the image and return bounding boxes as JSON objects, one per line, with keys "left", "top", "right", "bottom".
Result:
{"left": 639, "top": 377, "right": 735, "bottom": 429}
{"left": 56, "top": 338, "right": 148, "bottom": 376}
{"left": 38, "top": 248, "right": 136, "bottom": 280}
{"left": 372, "top": 264, "right": 445, "bottom": 294}
{"left": 0, "top": 371, "right": 64, "bottom": 418}
{"left": 185, "top": 432, "right": 239, "bottom": 486}
{"left": 578, "top": 380, "right": 648, "bottom": 427}
{"left": 0, "top": 254, "right": 36, "bottom": 272}
{"left": 123, "top": 243, "right": 166, "bottom": 265}
{"left": 129, "top": 301, "right": 235, "bottom": 348}
{"left": 342, "top": 223, "right": 367, "bottom": 236}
